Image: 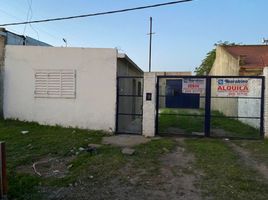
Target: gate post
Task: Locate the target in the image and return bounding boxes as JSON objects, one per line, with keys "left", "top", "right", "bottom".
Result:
{"left": 204, "top": 77, "right": 211, "bottom": 137}
{"left": 142, "top": 72, "right": 157, "bottom": 137}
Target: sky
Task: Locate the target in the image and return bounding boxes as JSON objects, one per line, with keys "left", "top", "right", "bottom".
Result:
{"left": 0, "top": 0, "right": 268, "bottom": 73}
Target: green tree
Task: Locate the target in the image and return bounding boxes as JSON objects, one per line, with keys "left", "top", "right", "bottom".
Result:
{"left": 195, "top": 41, "right": 236, "bottom": 75}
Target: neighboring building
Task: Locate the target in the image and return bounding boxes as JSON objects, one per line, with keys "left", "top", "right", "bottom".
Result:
{"left": 209, "top": 45, "right": 267, "bottom": 128}
{"left": 3, "top": 45, "right": 143, "bottom": 132}
{"left": 0, "top": 28, "right": 50, "bottom": 117}
{"left": 210, "top": 45, "right": 268, "bottom": 76}
{"left": 0, "top": 28, "right": 51, "bottom": 46}
{"left": 154, "top": 71, "right": 192, "bottom": 76}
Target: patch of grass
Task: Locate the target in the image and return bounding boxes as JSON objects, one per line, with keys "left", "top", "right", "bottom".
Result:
{"left": 159, "top": 109, "right": 204, "bottom": 133}
{"left": 211, "top": 111, "right": 259, "bottom": 138}
{"left": 158, "top": 108, "right": 259, "bottom": 138}
{"left": 0, "top": 119, "right": 177, "bottom": 199}
{"left": 0, "top": 119, "right": 104, "bottom": 168}
{"left": 185, "top": 139, "right": 268, "bottom": 200}
{"left": 8, "top": 173, "right": 41, "bottom": 200}
{"left": 233, "top": 139, "right": 268, "bottom": 166}
{"left": 132, "top": 138, "right": 176, "bottom": 174}
{"left": 0, "top": 119, "right": 106, "bottom": 199}
{"left": 54, "top": 145, "right": 126, "bottom": 186}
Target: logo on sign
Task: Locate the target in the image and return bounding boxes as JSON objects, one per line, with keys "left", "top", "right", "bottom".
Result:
{"left": 218, "top": 79, "right": 224, "bottom": 85}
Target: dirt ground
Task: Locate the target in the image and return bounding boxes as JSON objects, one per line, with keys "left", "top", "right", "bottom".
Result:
{"left": 39, "top": 139, "right": 203, "bottom": 200}
{"left": 226, "top": 141, "right": 268, "bottom": 180}
{"left": 14, "top": 136, "right": 268, "bottom": 200}
{"left": 17, "top": 156, "right": 75, "bottom": 179}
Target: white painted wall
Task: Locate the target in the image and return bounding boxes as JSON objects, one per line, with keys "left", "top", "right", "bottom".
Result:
{"left": 238, "top": 79, "right": 262, "bottom": 128}
{"left": 142, "top": 72, "right": 157, "bottom": 137}
{"left": 4, "top": 45, "right": 117, "bottom": 131}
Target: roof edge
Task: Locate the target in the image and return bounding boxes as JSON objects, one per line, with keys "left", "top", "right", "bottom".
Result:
{"left": 117, "top": 53, "right": 143, "bottom": 73}
{"left": 218, "top": 45, "right": 239, "bottom": 60}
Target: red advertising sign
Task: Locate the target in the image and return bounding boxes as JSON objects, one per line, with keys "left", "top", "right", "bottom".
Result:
{"left": 182, "top": 78, "right": 205, "bottom": 94}
{"left": 216, "top": 79, "right": 249, "bottom": 96}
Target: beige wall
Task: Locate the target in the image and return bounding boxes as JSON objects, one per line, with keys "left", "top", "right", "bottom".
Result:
{"left": 4, "top": 45, "right": 118, "bottom": 131}
{"left": 117, "top": 59, "right": 142, "bottom": 76}
{"left": 209, "top": 46, "right": 240, "bottom": 76}
{"left": 210, "top": 46, "right": 240, "bottom": 117}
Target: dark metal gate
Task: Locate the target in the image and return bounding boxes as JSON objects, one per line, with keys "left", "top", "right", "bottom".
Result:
{"left": 156, "top": 76, "right": 265, "bottom": 139}
{"left": 116, "top": 76, "right": 143, "bottom": 134}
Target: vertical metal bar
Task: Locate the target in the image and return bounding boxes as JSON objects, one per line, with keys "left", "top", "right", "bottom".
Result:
{"left": 115, "top": 77, "right": 119, "bottom": 133}
{"left": 140, "top": 78, "right": 144, "bottom": 135}
{"left": 148, "top": 17, "right": 152, "bottom": 72}
{"left": 155, "top": 76, "right": 160, "bottom": 135}
{"left": 204, "top": 77, "right": 211, "bottom": 137}
{"left": 0, "top": 142, "right": 7, "bottom": 199}
{"left": 260, "top": 77, "right": 265, "bottom": 138}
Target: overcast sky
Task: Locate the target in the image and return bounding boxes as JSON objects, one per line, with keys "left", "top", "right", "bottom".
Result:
{"left": 1, "top": 0, "right": 268, "bottom": 73}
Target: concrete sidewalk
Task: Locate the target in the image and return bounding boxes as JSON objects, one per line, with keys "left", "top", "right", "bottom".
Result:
{"left": 102, "top": 134, "right": 151, "bottom": 147}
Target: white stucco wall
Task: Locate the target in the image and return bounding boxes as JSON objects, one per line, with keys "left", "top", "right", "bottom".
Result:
{"left": 4, "top": 45, "right": 117, "bottom": 131}
{"left": 142, "top": 72, "right": 157, "bottom": 137}
{"left": 238, "top": 79, "right": 262, "bottom": 128}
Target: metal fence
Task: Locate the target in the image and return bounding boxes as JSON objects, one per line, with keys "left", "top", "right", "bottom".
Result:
{"left": 156, "top": 76, "right": 265, "bottom": 139}
{"left": 116, "top": 76, "right": 143, "bottom": 134}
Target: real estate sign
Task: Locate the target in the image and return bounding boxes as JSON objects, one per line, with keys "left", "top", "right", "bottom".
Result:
{"left": 182, "top": 78, "right": 205, "bottom": 94}
{"left": 216, "top": 78, "right": 249, "bottom": 96}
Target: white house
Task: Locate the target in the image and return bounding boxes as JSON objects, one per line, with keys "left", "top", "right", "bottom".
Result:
{"left": 3, "top": 45, "right": 143, "bottom": 132}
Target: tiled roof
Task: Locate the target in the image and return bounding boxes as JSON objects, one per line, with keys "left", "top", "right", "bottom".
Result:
{"left": 222, "top": 45, "right": 268, "bottom": 69}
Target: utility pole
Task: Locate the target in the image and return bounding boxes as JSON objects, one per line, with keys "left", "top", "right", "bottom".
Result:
{"left": 148, "top": 17, "right": 155, "bottom": 72}
{"left": 0, "top": 142, "right": 7, "bottom": 200}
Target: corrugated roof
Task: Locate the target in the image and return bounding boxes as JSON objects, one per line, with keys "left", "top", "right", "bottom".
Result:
{"left": 222, "top": 45, "right": 268, "bottom": 69}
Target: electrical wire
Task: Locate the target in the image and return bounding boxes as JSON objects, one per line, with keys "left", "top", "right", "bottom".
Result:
{"left": 0, "top": 0, "right": 193, "bottom": 26}
{"left": 23, "top": 0, "right": 33, "bottom": 35}
{"left": 0, "top": 8, "right": 63, "bottom": 41}
{"left": 26, "top": 0, "right": 41, "bottom": 40}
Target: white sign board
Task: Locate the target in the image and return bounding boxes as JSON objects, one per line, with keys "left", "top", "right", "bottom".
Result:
{"left": 182, "top": 78, "right": 205, "bottom": 94}
{"left": 216, "top": 78, "right": 249, "bottom": 96}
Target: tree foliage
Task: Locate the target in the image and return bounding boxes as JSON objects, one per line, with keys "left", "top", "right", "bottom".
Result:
{"left": 195, "top": 41, "right": 236, "bottom": 75}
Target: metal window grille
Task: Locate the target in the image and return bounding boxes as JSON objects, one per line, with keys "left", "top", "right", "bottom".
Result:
{"left": 34, "top": 69, "right": 76, "bottom": 98}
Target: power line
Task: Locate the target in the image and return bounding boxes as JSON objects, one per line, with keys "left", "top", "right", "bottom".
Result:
{"left": 25, "top": 0, "right": 41, "bottom": 40}
{"left": 0, "top": 0, "right": 193, "bottom": 26}
{"left": 0, "top": 8, "right": 64, "bottom": 41}
{"left": 23, "top": 0, "right": 33, "bottom": 36}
